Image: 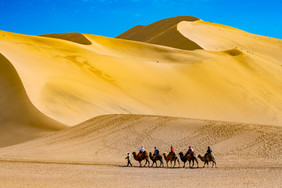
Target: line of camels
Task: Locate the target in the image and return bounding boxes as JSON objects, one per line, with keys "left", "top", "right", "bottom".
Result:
{"left": 132, "top": 151, "right": 216, "bottom": 168}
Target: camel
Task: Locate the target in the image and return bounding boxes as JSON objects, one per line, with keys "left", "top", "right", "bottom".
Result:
{"left": 163, "top": 152, "right": 180, "bottom": 168}
{"left": 179, "top": 152, "right": 199, "bottom": 168}
{"left": 198, "top": 154, "right": 216, "bottom": 168}
{"left": 149, "top": 152, "right": 164, "bottom": 167}
{"left": 132, "top": 151, "right": 150, "bottom": 167}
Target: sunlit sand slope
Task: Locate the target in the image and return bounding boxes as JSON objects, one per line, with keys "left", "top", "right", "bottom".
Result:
{"left": 117, "top": 16, "right": 202, "bottom": 50}
{"left": 0, "top": 53, "right": 66, "bottom": 147}
{"left": 0, "top": 28, "right": 281, "bottom": 126}
{"left": 0, "top": 114, "right": 280, "bottom": 167}
{"left": 177, "top": 20, "right": 282, "bottom": 62}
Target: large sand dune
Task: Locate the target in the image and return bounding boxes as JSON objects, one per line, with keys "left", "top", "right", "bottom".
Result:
{"left": 0, "top": 25, "right": 281, "bottom": 126}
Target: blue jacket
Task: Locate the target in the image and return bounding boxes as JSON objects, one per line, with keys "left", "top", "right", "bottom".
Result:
{"left": 154, "top": 149, "right": 159, "bottom": 155}
{"left": 207, "top": 148, "right": 212, "bottom": 154}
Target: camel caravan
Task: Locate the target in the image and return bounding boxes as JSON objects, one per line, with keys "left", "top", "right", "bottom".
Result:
{"left": 126, "top": 146, "right": 216, "bottom": 168}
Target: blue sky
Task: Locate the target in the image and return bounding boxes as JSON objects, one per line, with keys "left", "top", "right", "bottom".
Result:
{"left": 1, "top": 0, "right": 282, "bottom": 39}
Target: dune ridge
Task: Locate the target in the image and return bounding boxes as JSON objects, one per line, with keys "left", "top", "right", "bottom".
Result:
{"left": 40, "top": 32, "right": 92, "bottom": 45}
{"left": 0, "top": 53, "right": 66, "bottom": 147}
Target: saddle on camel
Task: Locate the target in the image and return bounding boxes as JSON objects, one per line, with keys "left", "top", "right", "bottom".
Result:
{"left": 167, "top": 146, "right": 176, "bottom": 160}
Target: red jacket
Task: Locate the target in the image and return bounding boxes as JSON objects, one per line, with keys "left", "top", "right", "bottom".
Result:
{"left": 171, "top": 148, "right": 174, "bottom": 152}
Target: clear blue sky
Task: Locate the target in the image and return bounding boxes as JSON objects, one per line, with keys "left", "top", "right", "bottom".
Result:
{"left": 1, "top": 0, "right": 281, "bottom": 39}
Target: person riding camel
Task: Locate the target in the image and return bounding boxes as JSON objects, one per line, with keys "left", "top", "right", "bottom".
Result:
{"left": 204, "top": 146, "right": 212, "bottom": 159}
{"left": 168, "top": 146, "right": 175, "bottom": 159}
{"left": 185, "top": 146, "right": 194, "bottom": 156}
{"left": 153, "top": 147, "right": 159, "bottom": 159}
{"left": 138, "top": 146, "right": 145, "bottom": 157}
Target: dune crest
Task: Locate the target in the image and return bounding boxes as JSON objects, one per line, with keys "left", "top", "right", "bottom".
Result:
{"left": 117, "top": 16, "right": 202, "bottom": 50}
{"left": 0, "top": 53, "right": 66, "bottom": 147}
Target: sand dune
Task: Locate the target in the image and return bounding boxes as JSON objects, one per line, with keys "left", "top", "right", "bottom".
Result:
{"left": 0, "top": 114, "right": 280, "bottom": 168}
{"left": 0, "top": 53, "right": 66, "bottom": 147}
{"left": 118, "top": 17, "right": 282, "bottom": 63}
{"left": 0, "top": 27, "right": 282, "bottom": 126}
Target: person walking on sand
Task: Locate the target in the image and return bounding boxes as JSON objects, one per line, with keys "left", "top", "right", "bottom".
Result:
{"left": 125, "top": 153, "right": 132, "bottom": 166}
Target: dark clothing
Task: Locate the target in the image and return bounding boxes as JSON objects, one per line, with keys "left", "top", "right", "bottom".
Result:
{"left": 125, "top": 155, "right": 132, "bottom": 166}
{"left": 127, "top": 160, "right": 132, "bottom": 166}
{"left": 154, "top": 149, "right": 159, "bottom": 156}
{"left": 204, "top": 148, "right": 212, "bottom": 158}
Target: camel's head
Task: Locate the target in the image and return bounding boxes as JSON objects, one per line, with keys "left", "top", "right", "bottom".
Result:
{"left": 197, "top": 154, "right": 202, "bottom": 158}
{"left": 179, "top": 152, "right": 184, "bottom": 156}
{"left": 163, "top": 152, "right": 167, "bottom": 156}
{"left": 132, "top": 152, "right": 137, "bottom": 156}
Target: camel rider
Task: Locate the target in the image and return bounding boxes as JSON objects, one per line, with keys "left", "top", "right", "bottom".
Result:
{"left": 204, "top": 146, "right": 212, "bottom": 159}
{"left": 168, "top": 146, "right": 175, "bottom": 159}
{"left": 186, "top": 146, "right": 194, "bottom": 156}
{"left": 153, "top": 147, "right": 159, "bottom": 159}
{"left": 138, "top": 146, "right": 145, "bottom": 157}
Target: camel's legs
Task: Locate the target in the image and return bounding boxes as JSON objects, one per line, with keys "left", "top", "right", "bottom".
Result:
{"left": 160, "top": 161, "right": 163, "bottom": 167}
{"left": 195, "top": 159, "right": 199, "bottom": 168}
{"left": 146, "top": 159, "right": 150, "bottom": 167}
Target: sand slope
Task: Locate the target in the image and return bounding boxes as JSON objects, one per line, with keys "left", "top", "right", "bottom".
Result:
{"left": 0, "top": 53, "right": 66, "bottom": 147}
{"left": 0, "top": 114, "right": 280, "bottom": 168}
{"left": 0, "top": 28, "right": 282, "bottom": 126}
{"left": 40, "top": 32, "right": 92, "bottom": 45}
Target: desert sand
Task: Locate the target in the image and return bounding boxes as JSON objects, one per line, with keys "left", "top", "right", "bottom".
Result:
{"left": 0, "top": 16, "right": 281, "bottom": 187}
{"left": 0, "top": 114, "right": 281, "bottom": 187}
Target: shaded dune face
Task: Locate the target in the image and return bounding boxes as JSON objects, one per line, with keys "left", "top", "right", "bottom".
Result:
{"left": 40, "top": 32, "right": 92, "bottom": 45}
{"left": 116, "top": 16, "right": 202, "bottom": 50}
{"left": 0, "top": 53, "right": 66, "bottom": 147}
